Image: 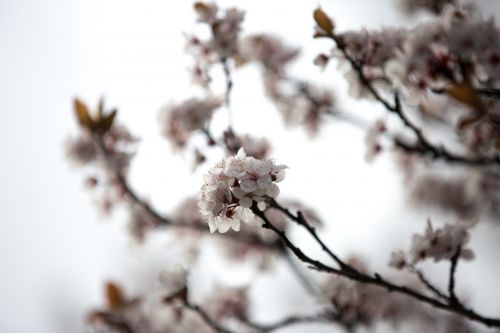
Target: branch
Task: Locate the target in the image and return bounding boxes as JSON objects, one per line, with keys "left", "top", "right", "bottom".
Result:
{"left": 251, "top": 201, "right": 500, "bottom": 328}
{"left": 448, "top": 246, "right": 462, "bottom": 305}
{"left": 221, "top": 58, "right": 234, "bottom": 130}
{"left": 432, "top": 87, "right": 500, "bottom": 99}
{"left": 411, "top": 268, "right": 448, "bottom": 300}
{"left": 245, "top": 313, "right": 336, "bottom": 332}
{"left": 269, "top": 199, "right": 355, "bottom": 273}
{"left": 282, "top": 248, "right": 319, "bottom": 295}
{"left": 326, "top": 34, "right": 500, "bottom": 167}
{"left": 183, "top": 300, "right": 236, "bottom": 333}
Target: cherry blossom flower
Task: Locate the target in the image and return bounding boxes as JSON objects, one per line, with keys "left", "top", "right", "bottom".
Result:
{"left": 198, "top": 148, "right": 287, "bottom": 233}
{"left": 389, "top": 250, "right": 408, "bottom": 270}
{"left": 398, "top": 0, "right": 457, "bottom": 15}
{"left": 364, "top": 119, "right": 386, "bottom": 162}
{"left": 391, "top": 220, "right": 475, "bottom": 265}
{"left": 238, "top": 34, "right": 299, "bottom": 75}
{"left": 160, "top": 96, "right": 222, "bottom": 149}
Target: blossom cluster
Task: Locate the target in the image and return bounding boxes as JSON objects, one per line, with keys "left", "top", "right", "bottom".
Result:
{"left": 318, "top": 257, "right": 464, "bottom": 330}
{"left": 389, "top": 220, "right": 474, "bottom": 269}
{"left": 322, "top": 7, "right": 500, "bottom": 101}
{"left": 334, "top": 28, "right": 406, "bottom": 98}
{"left": 160, "top": 96, "right": 222, "bottom": 149}
{"left": 238, "top": 34, "right": 299, "bottom": 76}
{"left": 398, "top": 0, "right": 457, "bottom": 15}
{"left": 198, "top": 148, "right": 287, "bottom": 233}
{"left": 193, "top": 2, "right": 244, "bottom": 59}
{"left": 186, "top": 2, "right": 244, "bottom": 87}
{"left": 390, "top": 7, "right": 500, "bottom": 94}
{"left": 238, "top": 34, "right": 336, "bottom": 135}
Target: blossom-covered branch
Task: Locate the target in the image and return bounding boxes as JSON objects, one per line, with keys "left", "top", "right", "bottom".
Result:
{"left": 249, "top": 200, "right": 500, "bottom": 328}
{"left": 314, "top": 7, "right": 500, "bottom": 167}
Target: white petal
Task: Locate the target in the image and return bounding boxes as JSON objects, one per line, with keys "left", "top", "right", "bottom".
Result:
{"left": 208, "top": 219, "right": 217, "bottom": 233}
{"left": 238, "top": 207, "right": 254, "bottom": 223}
{"left": 236, "top": 148, "right": 247, "bottom": 159}
{"left": 239, "top": 197, "right": 252, "bottom": 208}
{"left": 216, "top": 218, "right": 231, "bottom": 233}
{"left": 257, "top": 175, "right": 272, "bottom": 189}
{"left": 266, "top": 183, "right": 280, "bottom": 198}
{"left": 232, "top": 187, "right": 246, "bottom": 198}
{"left": 257, "top": 201, "right": 267, "bottom": 211}
{"left": 240, "top": 180, "right": 257, "bottom": 192}
{"left": 274, "top": 170, "right": 286, "bottom": 182}
{"left": 231, "top": 220, "right": 241, "bottom": 232}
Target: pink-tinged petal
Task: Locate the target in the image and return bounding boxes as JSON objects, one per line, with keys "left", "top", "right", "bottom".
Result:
{"left": 231, "top": 220, "right": 241, "bottom": 232}
{"left": 274, "top": 170, "right": 286, "bottom": 182}
{"left": 238, "top": 208, "right": 254, "bottom": 222}
{"left": 208, "top": 219, "right": 217, "bottom": 233}
{"left": 266, "top": 183, "right": 280, "bottom": 198}
{"left": 216, "top": 218, "right": 231, "bottom": 233}
{"left": 240, "top": 180, "right": 257, "bottom": 192}
{"left": 232, "top": 187, "right": 246, "bottom": 198}
{"left": 239, "top": 197, "right": 252, "bottom": 208}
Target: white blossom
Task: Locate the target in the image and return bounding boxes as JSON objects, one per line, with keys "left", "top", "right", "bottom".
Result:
{"left": 402, "top": 220, "right": 475, "bottom": 263}
{"left": 160, "top": 96, "right": 222, "bottom": 148}
{"left": 389, "top": 250, "right": 408, "bottom": 270}
{"left": 198, "top": 148, "right": 287, "bottom": 233}
{"left": 159, "top": 265, "right": 188, "bottom": 296}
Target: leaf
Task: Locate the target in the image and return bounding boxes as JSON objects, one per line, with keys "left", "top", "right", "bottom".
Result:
{"left": 105, "top": 281, "right": 125, "bottom": 310}
{"left": 193, "top": 2, "right": 210, "bottom": 12}
{"left": 73, "top": 98, "right": 94, "bottom": 130}
{"left": 495, "top": 138, "right": 500, "bottom": 150}
{"left": 99, "top": 109, "right": 117, "bottom": 133}
{"left": 445, "top": 83, "right": 486, "bottom": 130}
{"left": 445, "top": 83, "right": 484, "bottom": 113}
{"left": 97, "top": 97, "right": 105, "bottom": 119}
{"left": 313, "top": 8, "right": 334, "bottom": 35}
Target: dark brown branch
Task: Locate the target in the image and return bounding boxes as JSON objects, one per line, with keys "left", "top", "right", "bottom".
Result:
{"left": 251, "top": 201, "right": 500, "bottom": 328}
{"left": 411, "top": 268, "right": 448, "bottom": 300}
{"left": 183, "top": 300, "right": 236, "bottom": 333}
{"left": 476, "top": 87, "right": 500, "bottom": 98}
{"left": 221, "top": 58, "right": 234, "bottom": 130}
{"left": 269, "top": 199, "right": 354, "bottom": 273}
{"left": 432, "top": 87, "right": 500, "bottom": 99}
{"left": 448, "top": 246, "right": 462, "bottom": 305}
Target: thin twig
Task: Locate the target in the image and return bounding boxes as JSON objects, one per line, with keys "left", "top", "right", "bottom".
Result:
{"left": 411, "top": 267, "right": 448, "bottom": 300}
{"left": 183, "top": 300, "right": 236, "bottom": 333}
{"left": 269, "top": 199, "right": 355, "bottom": 273}
{"left": 282, "top": 247, "right": 319, "bottom": 295}
{"left": 221, "top": 58, "right": 234, "bottom": 130}
{"left": 448, "top": 246, "right": 462, "bottom": 305}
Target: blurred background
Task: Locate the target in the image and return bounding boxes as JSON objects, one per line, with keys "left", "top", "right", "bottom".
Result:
{"left": 1, "top": 0, "right": 500, "bottom": 332}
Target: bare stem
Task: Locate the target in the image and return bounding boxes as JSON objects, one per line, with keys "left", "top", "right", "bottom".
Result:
{"left": 221, "top": 58, "right": 234, "bottom": 130}
{"left": 183, "top": 300, "right": 236, "bottom": 333}
{"left": 411, "top": 267, "right": 448, "bottom": 300}
{"left": 448, "top": 246, "right": 462, "bottom": 305}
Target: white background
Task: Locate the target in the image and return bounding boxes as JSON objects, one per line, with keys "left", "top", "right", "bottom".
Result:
{"left": 1, "top": 1, "right": 500, "bottom": 332}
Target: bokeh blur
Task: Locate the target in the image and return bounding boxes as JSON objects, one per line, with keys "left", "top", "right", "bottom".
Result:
{"left": 2, "top": 1, "right": 500, "bottom": 332}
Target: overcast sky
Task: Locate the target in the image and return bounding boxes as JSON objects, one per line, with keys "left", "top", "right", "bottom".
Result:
{"left": 1, "top": 1, "right": 500, "bottom": 332}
